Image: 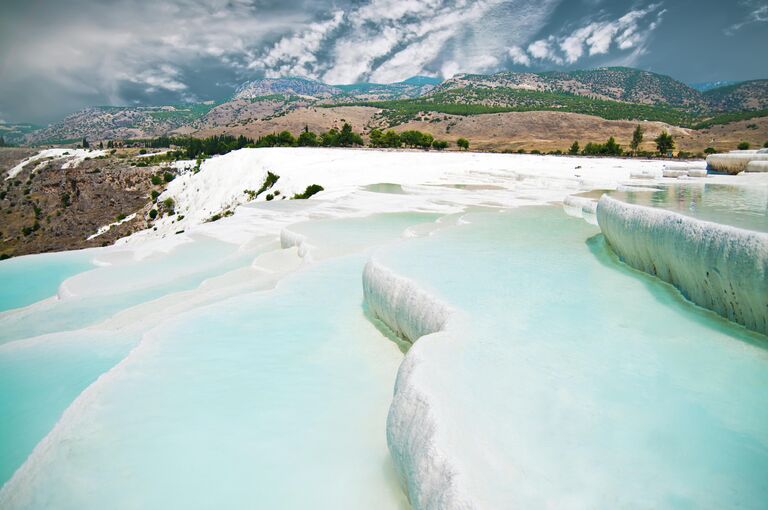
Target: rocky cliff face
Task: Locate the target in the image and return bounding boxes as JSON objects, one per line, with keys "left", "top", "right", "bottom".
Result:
{"left": 0, "top": 149, "right": 163, "bottom": 257}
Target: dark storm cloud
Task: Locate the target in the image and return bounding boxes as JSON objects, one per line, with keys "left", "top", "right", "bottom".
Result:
{"left": 0, "top": 0, "right": 766, "bottom": 124}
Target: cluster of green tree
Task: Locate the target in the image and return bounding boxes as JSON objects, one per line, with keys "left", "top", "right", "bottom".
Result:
{"left": 568, "top": 128, "right": 674, "bottom": 157}
{"left": 256, "top": 124, "right": 364, "bottom": 148}
{"left": 142, "top": 134, "right": 254, "bottom": 159}
{"left": 144, "top": 124, "right": 367, "bottom": 158}
{"left": 576, "top": 137, "right": 624, "bottom": 156}
{"left": 140, "top": 124, "right": 467, "bottom": 159}
{"left": 181, "top": 135, "right": 254, "bottom": 158}
{"left": 367, "top": 128, "right": 457, "bottom": 150}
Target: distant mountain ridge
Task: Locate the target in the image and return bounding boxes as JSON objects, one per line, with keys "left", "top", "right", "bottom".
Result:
{"left": 25, "top": 104, "right": 216, "bottom": 145}
{"left": 19, "top": 68, "right": 768, "bottom": 144}
{"left": 0, "top": 122, "right": 41, "bottom": 145}
{"left": 233, "top": 75, "right": 440, "bottom": 101}
{"left": 435, "top": 67, "right": 707, "bottom": 109}
{"left": 690, "top": 80, "right": 740, "bottom": 92}
{"left": 703, "top": 80, "right": 768, "bottom": 111}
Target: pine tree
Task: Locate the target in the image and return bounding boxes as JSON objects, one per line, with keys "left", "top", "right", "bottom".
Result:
{"left": 630, "top": 125, "right": 644, "bottom": 154}
{"left": 604, "top": 136, "right": 622, "bottom": 156}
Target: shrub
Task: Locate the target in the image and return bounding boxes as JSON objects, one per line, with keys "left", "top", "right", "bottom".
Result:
{"left": 320, "top": 129, "right": 339, "bottom": 147}
{"left": 255, "top": 171, "right": 280, "bottom": 197}
{"left": 150, "top": 175, "right": 163, "bottom": 186}
{"left": 517, "top": 148, "right": 526, "bottom": 154}
{"left": 568, "top": 141, "right": 580, "bottom": 155}
{"left": 432, "top": 140, "right": 449, "bottom": 150}
{"left": 654, "top": 131, "right": 675, "bottom": 154}
{"left": 163, "top": 172, "right": 175, "bottom": 183}
{"left": 737, "top": 141, "right": 750, "bottom": 150}
{"left": 148, "top": 209, "right": 158, "bottom": 219}
{"left": 277, "top": 131, "right": 296, "bottom": 146}
{"left": 582, "top": 142, "right": 603, "bottom": 156}
{"left": 764, "top": 141, "right": 768, "bottom": 148}
{"left": 456, "top": 138, "right": 470, "bottom": 150}
{"left": 116, "top": 213, "right": 127, "bottom": 221}
{"left": 581, "top": 138, "right": 622, "bottom": 156}
{"left": 704, "top": 147, "right": 717, "bottom": 154}
{"left": 151, "top": 190, "right": 160, "bottom": 201}
{"left": 297, "top": 131, "right": 319, "bottom": 147}
{"left": 382, "top": 130, "right": 402, "bottom": 148}
{"left": 293, "top": 184, "right": 324, "bottom": 199}
{"left": 265, "top": 193, "right": 274, "bottom": 201}
{"left": 162, "top": 198, "right": 175, "bottom": 215}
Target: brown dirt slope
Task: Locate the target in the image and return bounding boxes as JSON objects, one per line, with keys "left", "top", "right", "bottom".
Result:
{"left": 0, "top": 149, "right": 165, "bottom": 257}
{"left": 194, "top": 108, "right": 768, "bottom": 153}
{"left": 193, "top": 106, "right": 380, "bottom": 139}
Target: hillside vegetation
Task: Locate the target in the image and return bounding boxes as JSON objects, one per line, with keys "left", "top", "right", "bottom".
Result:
{"left": 18, "top": 68, "right": 768, "bottom": 145}
{"left": 333, "top": 68, "right": 768, "bottom": 130}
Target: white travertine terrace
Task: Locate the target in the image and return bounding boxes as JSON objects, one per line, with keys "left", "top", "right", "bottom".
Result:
{"left": 707, "top": 150, "right": 768, "bottom": 174}
{"left": 597, "top": 195, "right": 768, "bottom": 334}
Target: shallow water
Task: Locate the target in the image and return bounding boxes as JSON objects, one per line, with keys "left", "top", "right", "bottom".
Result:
{"left": 0, "top": 251, "right": 94, "bottom": 312}
{"left": 3, "top": 203, "right": 767, "bottom": 509}
{"left": 363, "top": 183, "right": 408, "bottom": 194}
{"left": 1, "top": 257, "right": 407, "bottom": 509}
{"left": 0, "top": 212, "right": 434, "bottom": 508}
{"left": 374, "top": 207, "right": 768, "bottom": 508}
{"left": 608, "top": 182, "right": 768, "bottom": 232}
{"left": 0, "top": 238, "right": 261, "bottom": 344}
{"left": 0, "top": 331, "right": 138, "bottom": 485}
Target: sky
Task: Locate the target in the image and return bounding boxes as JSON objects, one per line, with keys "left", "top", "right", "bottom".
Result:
{"left": 0, "top": 0, "right": 766, "bottom": 124}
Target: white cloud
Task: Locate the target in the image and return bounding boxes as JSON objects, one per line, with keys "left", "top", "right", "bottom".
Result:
{"left": 253, "top": 0, "right": 560, "bottom": 84}
{"left": 528, "top": 38, "right": 563, "bottom": 64}
{"left": 253, "top": 11, "right": 345, "bottom": 78}
{"left": 519, "top": 3, "right": 664, "bottom": 66}
{"left": 725, "top": 1, "right": 768, "bottom": 35}
{"left": 122, "top": 65, "right": 188, "bottom": 94}
{"left": 507, "top": 46, "right": 531, "bottom": 66}
{"left": 560, "top": 27, "right": 590, "bottom": 63}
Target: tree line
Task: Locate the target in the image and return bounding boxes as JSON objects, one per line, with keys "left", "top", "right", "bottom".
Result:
{"left": 143, "top": 123, "right": 470, "bottom": 159}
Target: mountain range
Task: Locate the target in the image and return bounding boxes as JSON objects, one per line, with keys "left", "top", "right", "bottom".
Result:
{"left": 13, "top": 67, "right": 768, "bottom": 147}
